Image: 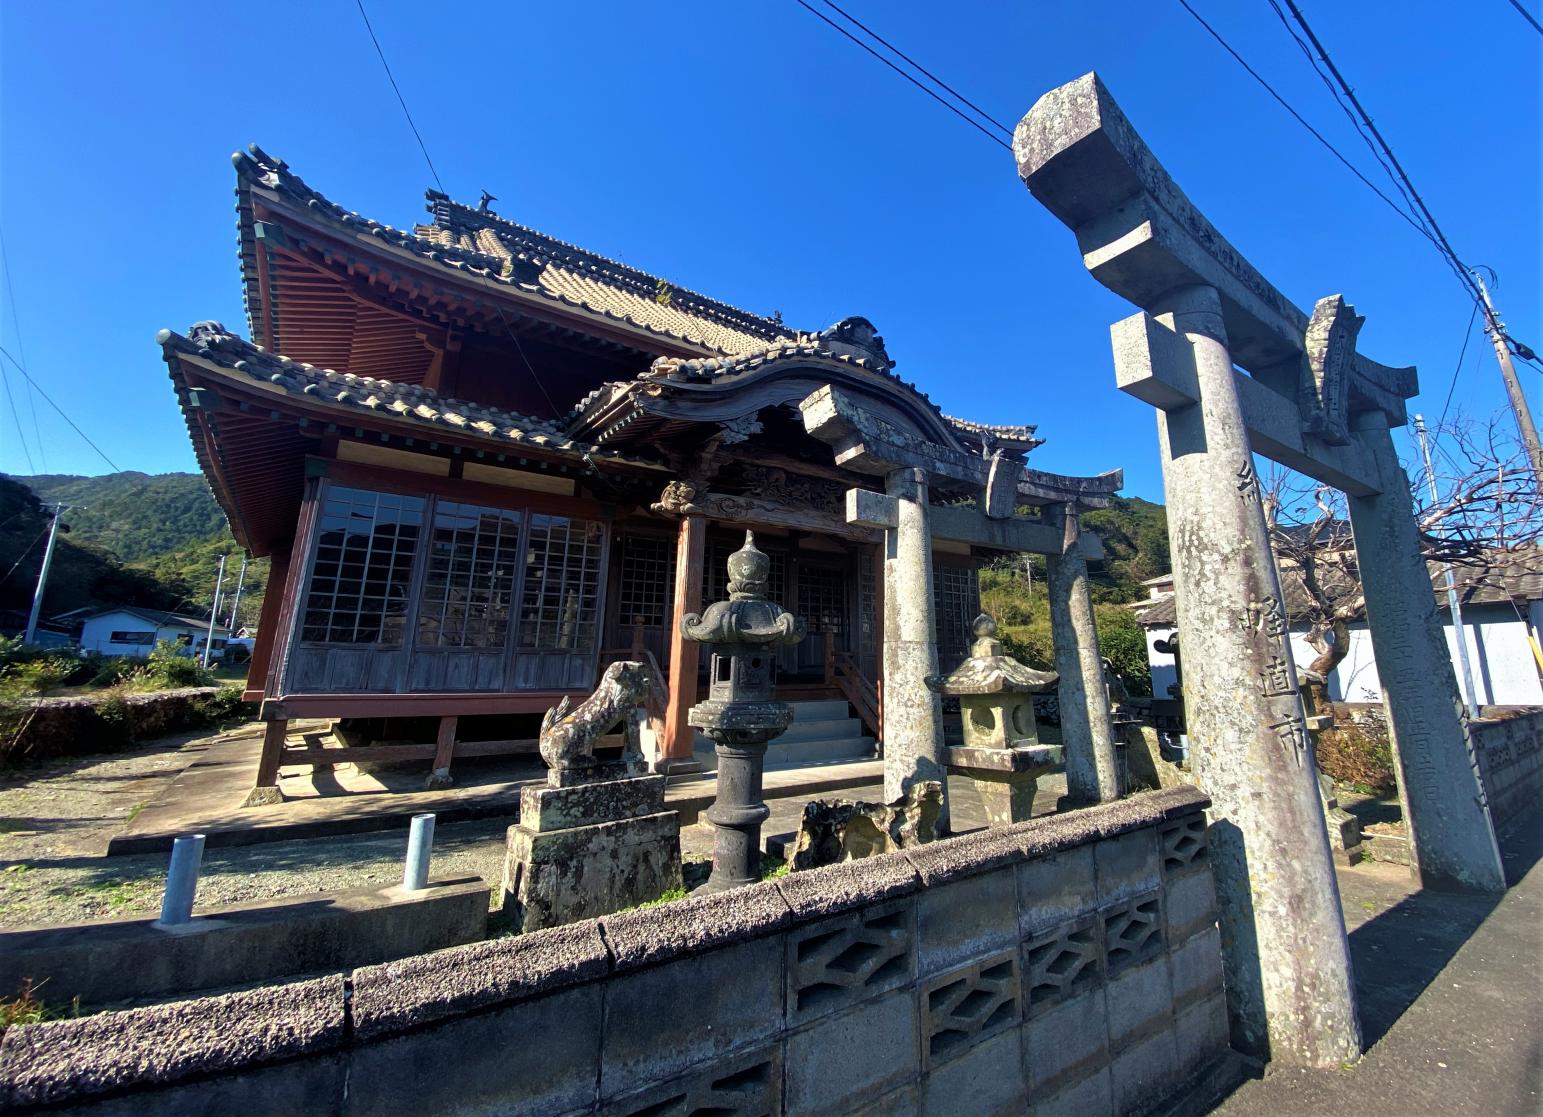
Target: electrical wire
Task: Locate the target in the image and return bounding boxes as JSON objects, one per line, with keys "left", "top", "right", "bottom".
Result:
{"left": 1278, "top": 0, "right": 1488, "bottom": 312}
{"left": 0, "top": 227, "right": 45, "bottom": 472}
{"left": 354, "top": 0, "right": 445, "bottom": 193}
{"left": 1507, "top": 0, "right": 1543, "bottom": 37}
{"left": 817, "top": 1, "right": 1013, "bottom": 137}
{"left": 0, "top": 521, "right": 53, "bottom": 587}
{"left": 1436, "top": 302, "right": 1481, "bottom": 434}
{"left": 1173, "top": 0, "right": 1440, "bottom": 245}
{"left": 790, "top": 0, "right": 1011, "bottom": 151}
{"left": 0, "top": 344, "right": 121, "bottom": 472}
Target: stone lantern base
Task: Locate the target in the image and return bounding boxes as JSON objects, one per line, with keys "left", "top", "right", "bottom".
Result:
{"left": 500, "top": 772, "right": 682, "bottom": 932}
{"left": 946, "top": 744, "right": 1063, "bottom": 826}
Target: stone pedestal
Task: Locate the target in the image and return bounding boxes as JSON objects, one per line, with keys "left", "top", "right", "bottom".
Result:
{"left": 946, "top": 744, "right": 1061, "bottom": 825}
{"left": 500, "top": 773, "right": 681, "bottom": 932}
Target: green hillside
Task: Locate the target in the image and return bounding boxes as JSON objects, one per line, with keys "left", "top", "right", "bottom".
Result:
{"left": 0, "top": 474, "right": 267, "bottom": 631}
{"left": 17, "top": 472, "right": 227, "bottom": 562}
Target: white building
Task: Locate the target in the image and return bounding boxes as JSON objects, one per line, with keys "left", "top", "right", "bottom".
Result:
{"left": 76, "top": 607, "right": 230, "bottom": 659}
{"left": 1137, "top": 549, "right": 1543, "bottom": 707}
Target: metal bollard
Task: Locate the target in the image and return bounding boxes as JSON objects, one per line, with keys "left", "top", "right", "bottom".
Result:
{"left": 159, "top": 833, "right": 207, "bottom": 925}
{"left": 402, "top": 813, "right": 435, "bottom": 890}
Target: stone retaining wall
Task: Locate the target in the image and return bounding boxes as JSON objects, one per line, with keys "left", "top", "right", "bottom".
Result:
{"left": 1473, "top": 708, "right": 1543, "bottom": 836}
{"left": 2, "top": 687, "right": 246, "bottom": 763}
{"left": 0, "top": 788, "right": 1232, "bottom": 1117}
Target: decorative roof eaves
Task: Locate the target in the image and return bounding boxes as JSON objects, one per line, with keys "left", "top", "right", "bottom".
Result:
{"left": 159, "top": 321, "right": 665, "bottom": 472}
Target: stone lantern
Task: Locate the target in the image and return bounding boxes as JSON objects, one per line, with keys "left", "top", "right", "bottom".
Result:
{"left": 927, "top": 614, "right": 1062, "bottom": 825}
{"left": 682, "top": 531, "right": 806, "bottom": 892}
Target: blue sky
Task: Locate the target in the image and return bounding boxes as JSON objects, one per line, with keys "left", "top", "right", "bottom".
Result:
{"left": 0, "top": 0, "right": 1537, "bottom": 502}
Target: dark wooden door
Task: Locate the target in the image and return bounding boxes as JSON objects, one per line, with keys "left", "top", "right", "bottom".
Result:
{"left": 795, "top": 560, "right": 847, "bottom": 677}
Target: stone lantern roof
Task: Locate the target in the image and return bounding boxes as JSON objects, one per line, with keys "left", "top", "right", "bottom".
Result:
{"left": 926, "top": 615, "right": 1058, "bottom": 696}
{"left": 680, "top": 532, "right": 805, "bottom": 647}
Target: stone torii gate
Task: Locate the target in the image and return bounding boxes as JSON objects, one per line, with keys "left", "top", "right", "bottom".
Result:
{"left": 1016, "top": 73, "right": 1506, "bottom": 1067}
{"left": 799, "top": 384, "right": 1122, "bottom": 826}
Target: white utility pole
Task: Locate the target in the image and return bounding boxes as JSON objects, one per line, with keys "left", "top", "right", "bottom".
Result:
{"left": 23, "top": 504, "right": 65, "bottom": 644}
{"left": 225, "top": 554, "right": 249, "bottom": 633}
{"left": 1414, "top": 414, "right": 1480, "bottom": 718}
{"left": 202, "top": 554, "right": 228, "bottom": 669}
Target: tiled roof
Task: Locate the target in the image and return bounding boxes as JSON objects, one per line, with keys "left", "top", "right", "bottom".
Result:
{"left": 160, "top": 321, "right": 662, "bottom": 469}
{"left": 233, "top": 145, "right": 794, "bottom": 358}
{"left": 419, "top": 193, "right": 796, "bottom": 357}
{"left": 566, "top": 330, "right": 1042, "bottom": 457}
{"left": 1135, "top": 547, "right": 1543, "bottom": 626}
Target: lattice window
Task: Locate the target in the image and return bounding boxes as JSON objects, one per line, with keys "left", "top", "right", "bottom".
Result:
{"left": 616, "top": 534, "right": 675, "bottom": 627}
{"left": 518, "top": 514, "right": 605, "bottom": 653}
{"left": 933, "top": 564, "right": 981, "bottom": 668}
{"left": 798, "top": 564, "right": 845, "bottom": 635}
{"left": 417, "top": 502, "right": 523, "bottom": 648}
{"left": 301, "top": 486, "right": 425, "bottom": 645}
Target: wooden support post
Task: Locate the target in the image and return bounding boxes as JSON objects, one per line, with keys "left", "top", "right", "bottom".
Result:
{"left": 661, "top": 513, "right": 707, "bottom": 772}
{"left": 426, "top": 715, "right": 458, "bottom": 790}
{"left": 823, "top": 628, "right": 836, "bottom": 685}
{"left": 244, "top": 718, "right": 288, "bottom": 807}
{"left": 630, "top": 615, "right": 646, "bottom": 659}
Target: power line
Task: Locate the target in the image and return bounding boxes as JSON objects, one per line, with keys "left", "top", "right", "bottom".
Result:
{"left": 1436, "top": 301, "right": 1481, "bottom": 434}
{"left": 1507, "top": 0, "right": 1543, "bottom": 37}
{"left": 0, "top": 228, "right": 46, "bottom": 472}
{"left": 353, "top": 0, "right": 445, "bottom": 193}
{"left": 1278, "top": 1, "right": 1488, "bottom": 312}
{"left": 1173, "top": 0, "right": 1441, "bottom": 244}
{"left": 0, "top": 351, "right": 35, "bottom": 474}
{"left": 1261, "top": 0, "right": 1428, "bottom": 230}
{"left": 0, "top": 522, "right": 53, "bottom": 587}
{"left": 817, "top": 1, "right": 1013, "bottom": 137}
{"left": 790, "top": 0, "right": 1011, "bottom": 151}
{"left": 0, "top": 344, "right": 121, "bottom": 472}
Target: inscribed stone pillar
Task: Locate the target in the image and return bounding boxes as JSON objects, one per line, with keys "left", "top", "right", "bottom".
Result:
{"left": 882, "top": 467, "right": 948, "bottom": 824}
{"left": 660, "top": 513, "right": 706, "bottom": 772}
{"left": 1045, "top": 506, "right": 1120, "bottom": 804}
{"left": 1153, "top": 284, "right": 1360, "bottom": 1066}
{"left": 1346, "top": 416, "right": 1505, "bottom": 892}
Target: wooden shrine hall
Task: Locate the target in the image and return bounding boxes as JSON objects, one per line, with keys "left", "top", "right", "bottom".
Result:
{"left": 161, "top": 145, "right": 1121, "bottom": 802}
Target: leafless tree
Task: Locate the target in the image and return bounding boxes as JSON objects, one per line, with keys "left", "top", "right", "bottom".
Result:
{"left": 1263, "top": 409, "right": 1540, "bottom": 680}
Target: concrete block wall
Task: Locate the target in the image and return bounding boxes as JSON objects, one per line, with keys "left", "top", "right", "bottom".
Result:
{"left": 0, "top": 788, "right": 1230, "bottom": 1117}
{"left": 1472, "top": 707, "right": 1543, "bottom": 835}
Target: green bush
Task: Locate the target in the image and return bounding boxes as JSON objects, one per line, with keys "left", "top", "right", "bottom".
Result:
{"left": 145, "top": 641, "right": 212, "bottom": 689}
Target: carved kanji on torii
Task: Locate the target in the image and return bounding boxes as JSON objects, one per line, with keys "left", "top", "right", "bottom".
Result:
{"left": 1016, "top": 73, "right": 1505, "bottom": 1068}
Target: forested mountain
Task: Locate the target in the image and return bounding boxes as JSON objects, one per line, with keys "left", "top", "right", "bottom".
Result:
{"left": 18, "top": 472, "right": 227, "bottom": 562}
{"left": 0, "top": 473, "right": 266, "bottom": 630}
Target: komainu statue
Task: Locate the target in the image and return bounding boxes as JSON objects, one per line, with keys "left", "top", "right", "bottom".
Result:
{"left": 539, "top": 660, "right": 651, "bottom": 784}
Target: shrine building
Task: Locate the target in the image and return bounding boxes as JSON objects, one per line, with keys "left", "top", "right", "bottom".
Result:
{"left": 160, "top": 146, "right": 1120, "bottom": 800}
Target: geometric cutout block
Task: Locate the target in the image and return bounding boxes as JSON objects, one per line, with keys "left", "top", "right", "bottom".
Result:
{"left": 1103, "top": 893, "right": 1164, "bottom": 974}
{"left": 1023, "top": 916, "right": 1103, "bottom": 1016}
{"left": 922, "top": 950, "right": 1020, "bottom": 1065}
{"left": 1158, "top": 815, "right": 1208, "bottom": 876}
{"left": 791, "top": 904, "right": 911, "bottom": 1019}
{"left": 607, "top": 1048, "right": 780, "bottom": 1116}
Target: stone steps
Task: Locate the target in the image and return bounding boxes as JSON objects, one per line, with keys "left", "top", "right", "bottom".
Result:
{"left": 683, "top": 699, "right": 877, "bottom": 772}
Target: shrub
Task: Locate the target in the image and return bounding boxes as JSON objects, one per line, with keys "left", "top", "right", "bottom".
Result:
{"left": 1315, "top": 723, "right": 1396, "bottom": 794}
{"left": 145, "top": 641, "right": 212, "bottom": 689}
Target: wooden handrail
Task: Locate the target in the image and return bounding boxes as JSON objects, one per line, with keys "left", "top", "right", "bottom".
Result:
{"left": 832, "top": 649, "right": 880, "bottom": 740}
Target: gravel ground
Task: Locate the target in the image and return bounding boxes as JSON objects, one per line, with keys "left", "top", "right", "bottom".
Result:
{"left": 0, "top": 724, "right": 754, "bottom": 929}
{"left": 0, "top": 720, "right": 1088, "bottom": 931}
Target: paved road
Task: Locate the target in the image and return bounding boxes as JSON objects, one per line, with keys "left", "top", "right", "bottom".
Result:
{"left": 1212, "top": 818, "right": 1543, "bottom": 1116}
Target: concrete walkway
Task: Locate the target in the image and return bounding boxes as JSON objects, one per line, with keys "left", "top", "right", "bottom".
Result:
{"left": 1212, "top": 816, "right": 1543, "bottom": 1116}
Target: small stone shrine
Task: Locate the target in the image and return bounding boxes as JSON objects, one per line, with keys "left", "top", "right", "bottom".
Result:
{"left": 927, "top": 614, "right": 1062, "bottom": 825}
{"left": 500, "top": 661, "right": 682, "bottom": 931}
{"left": 681, "top": 531, "right": 805, "bottom": 892}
